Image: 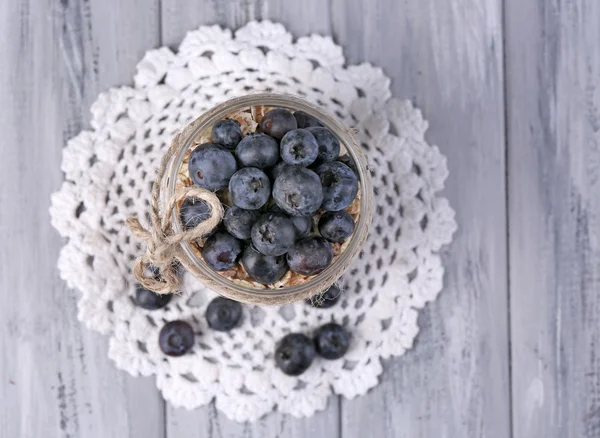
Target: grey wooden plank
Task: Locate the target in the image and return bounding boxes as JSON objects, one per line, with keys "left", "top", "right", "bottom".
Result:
{"left": 161, "top": 0, "right": 332, "bottom": 48}
{"left": 160, "top": 1, "right": 341, "bottom": 437}
{"left": 167, "top": 403, "right": 340, "bottom": 438}
{"left": 330, "top": 1, "right": 511, "bottom": 437}
{"left": 0, "top": 0, "right": 164, "bottom": 437}
{"left": 505, "top": 1, "right": 600, "bottom": 437}
{"left": 162, "top": 0, "right": 256, "bottom": 46}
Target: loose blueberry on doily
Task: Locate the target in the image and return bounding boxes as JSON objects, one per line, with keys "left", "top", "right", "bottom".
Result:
{"left": 135, "top": 285, "right": 172, "bottom": 310}
{"left": 205, "top": 297, "right": 243, "bottom": 332}
{"left": 306, "top": 284, "right": 342, "bottom": 309}
{"left": 159, "top": 321, "right": 195, "bottom": 356}
{"left": 314, "top": 323, "right": 350, "bottom": 360}
{"left": 275, "top": 333, "right": 316, "bottom": 376}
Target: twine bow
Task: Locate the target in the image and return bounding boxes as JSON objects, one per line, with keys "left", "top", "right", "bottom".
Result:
{"left": 126, "top": 130, "right": 223, "bottom": 294}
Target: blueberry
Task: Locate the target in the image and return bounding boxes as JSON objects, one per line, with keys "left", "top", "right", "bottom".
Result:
{"left": 315, "top": 161, "right": 359, "bottom": 211}
{"left": 306, "top": 284, "right": 341, "bottom": 308}
{"left": 159, "top": 321, "right": 195, "bottom": 356}
{"left": 144, "top": 265, "right": 161, "bottom": 279}
{"left": 241, "top": 245, "right": 288, "bottom": 284}
{"left": 314, "top": 323, "right": 350, "bottom": 360}
{"left": 291, "top": 215, "right": 312, "bottom": 238}
{"left": 179, "top": 197, "right": 211, "bottom": 230}
{"left": 189, "top": 143, "right": 238, "bottom": 190}
{"left": 135, "top": 285, "right": 172, "bottom": 310}
{"left": 337, "top": 154, "right": 358, "bottom": 174}
{"left": 260, "top": 108, "right": 297, "bottom": 140}
{"left": 273, "top": 166, "right": 323, "bottom": 216}
{"left": 251, "top": 212, "right": 296, "bottom": 256}
{"left": 202, "top": 232, "right": 242, "bottom": 271}
{"left": 293, "top": 110, "right": 323, "bottom": 129}
{"left": 212, "top": 119, "right": 243, "bottom": 150}
{"left": 223, "top": 206, "right": 260, "bottom": 240}
{"left": 268, "top": 161, "right": 290, "bottom": 180}
{"left": 229, "top": 168, "right": 271, "bottom": 210}
{"left": 318, "top": 210, "right": 355, "bottom": 242}
{"left": 286, "top": 237, "right": 333, "bottom": 276}
{"left": 270, "top": 205, "right": 312, "bottom": 238}
{"left": 306, "top": 127, "right": 340, "bottom": 164}
{"left": 235, "top": 133, "right": 279, "bottom": 168}
{"left": 205, "top": 297, "right": 243, "bottom": 331}
{"left": 275, "top": 333, "right": 316, "bottom": 376}
{"left": 280, "top": 129, "right": 319, "bottom": 167}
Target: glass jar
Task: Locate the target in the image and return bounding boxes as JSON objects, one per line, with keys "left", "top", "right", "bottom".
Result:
{"left": 162, "top": 93, "right": 373, "bottom": 305}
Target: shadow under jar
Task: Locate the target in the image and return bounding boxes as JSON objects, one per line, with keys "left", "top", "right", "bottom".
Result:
{"left": 162, "top": 93, "right": 373, "bottom": 305}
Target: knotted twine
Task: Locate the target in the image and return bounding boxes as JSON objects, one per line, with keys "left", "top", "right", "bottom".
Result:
{"left": 125, "top": 127, "right": 224, "bottom": 295}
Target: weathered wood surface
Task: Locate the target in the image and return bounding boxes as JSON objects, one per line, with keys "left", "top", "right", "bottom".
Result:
{"left": 505, "top": 1, "right": 600, "bottom": 437}
{"left": 0, "top": 1, "right": 164, "bottom": 437}
{"left": 1, "top": 0, "right": 598, "bottom": 437}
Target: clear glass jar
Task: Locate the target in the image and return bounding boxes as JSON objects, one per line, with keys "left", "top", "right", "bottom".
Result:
{"left": 162, "top": 93, "right": 373, "bottom": 305}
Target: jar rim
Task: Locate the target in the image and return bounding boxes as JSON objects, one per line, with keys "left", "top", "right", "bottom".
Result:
{"left": 162, "top": 93, "right": 373, "bottom": 303}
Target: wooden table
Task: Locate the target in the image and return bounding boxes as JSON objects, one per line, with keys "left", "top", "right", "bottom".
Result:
{"left": 2, "top": 1, "right": 599, "bottom": 437}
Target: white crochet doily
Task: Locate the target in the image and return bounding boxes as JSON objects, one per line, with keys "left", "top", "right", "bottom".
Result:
{"left": 50, "top": 21, "right": 457, "bottom": 422}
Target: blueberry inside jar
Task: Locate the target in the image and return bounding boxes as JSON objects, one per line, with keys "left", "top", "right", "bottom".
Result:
{"left": 164, "top": 94, "right": 373, "bottom": 304}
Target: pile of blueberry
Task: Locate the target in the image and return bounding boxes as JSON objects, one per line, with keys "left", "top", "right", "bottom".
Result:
{"left": 275, "top": 321, "right": 351, "bottom": 376}
{"left": 183, "top": 107, "right": 360, "bottom": 285}
{"left": 135, "top": 281, "right": 349, "bottom": 374}
{"left": 136, "top": 286, "right": 244, "bottom": 356}
{"left": 158, "top": 296, "right": 243, "bottom": 356}
{"left": 275, "top": 284, "right": 350, "bottom": 375}
{"left": 135, "top": 267, "right": 245, "bottom": 357}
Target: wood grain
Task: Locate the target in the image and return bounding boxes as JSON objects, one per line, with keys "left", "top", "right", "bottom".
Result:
{"left": 331, "top": 0, "right": 511, "bottom": 437}
{"left": 0, "top": 0, "right": 164, "bottom": 437}
{"left": 505, "top": 1, "right": 600, "bottom": 437}
{"left": 166, "top": 403, "right": 341, "bottom": 438}
{"left": 4, "top": 0, "right": 599, "bottom": 436}
{"left": 161, "top": 0, "right": 333, "bottom": 48}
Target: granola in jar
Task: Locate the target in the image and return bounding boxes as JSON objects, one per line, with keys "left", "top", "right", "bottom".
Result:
{"left": 175, "top": 104, "right": 362, "bottom": 290}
